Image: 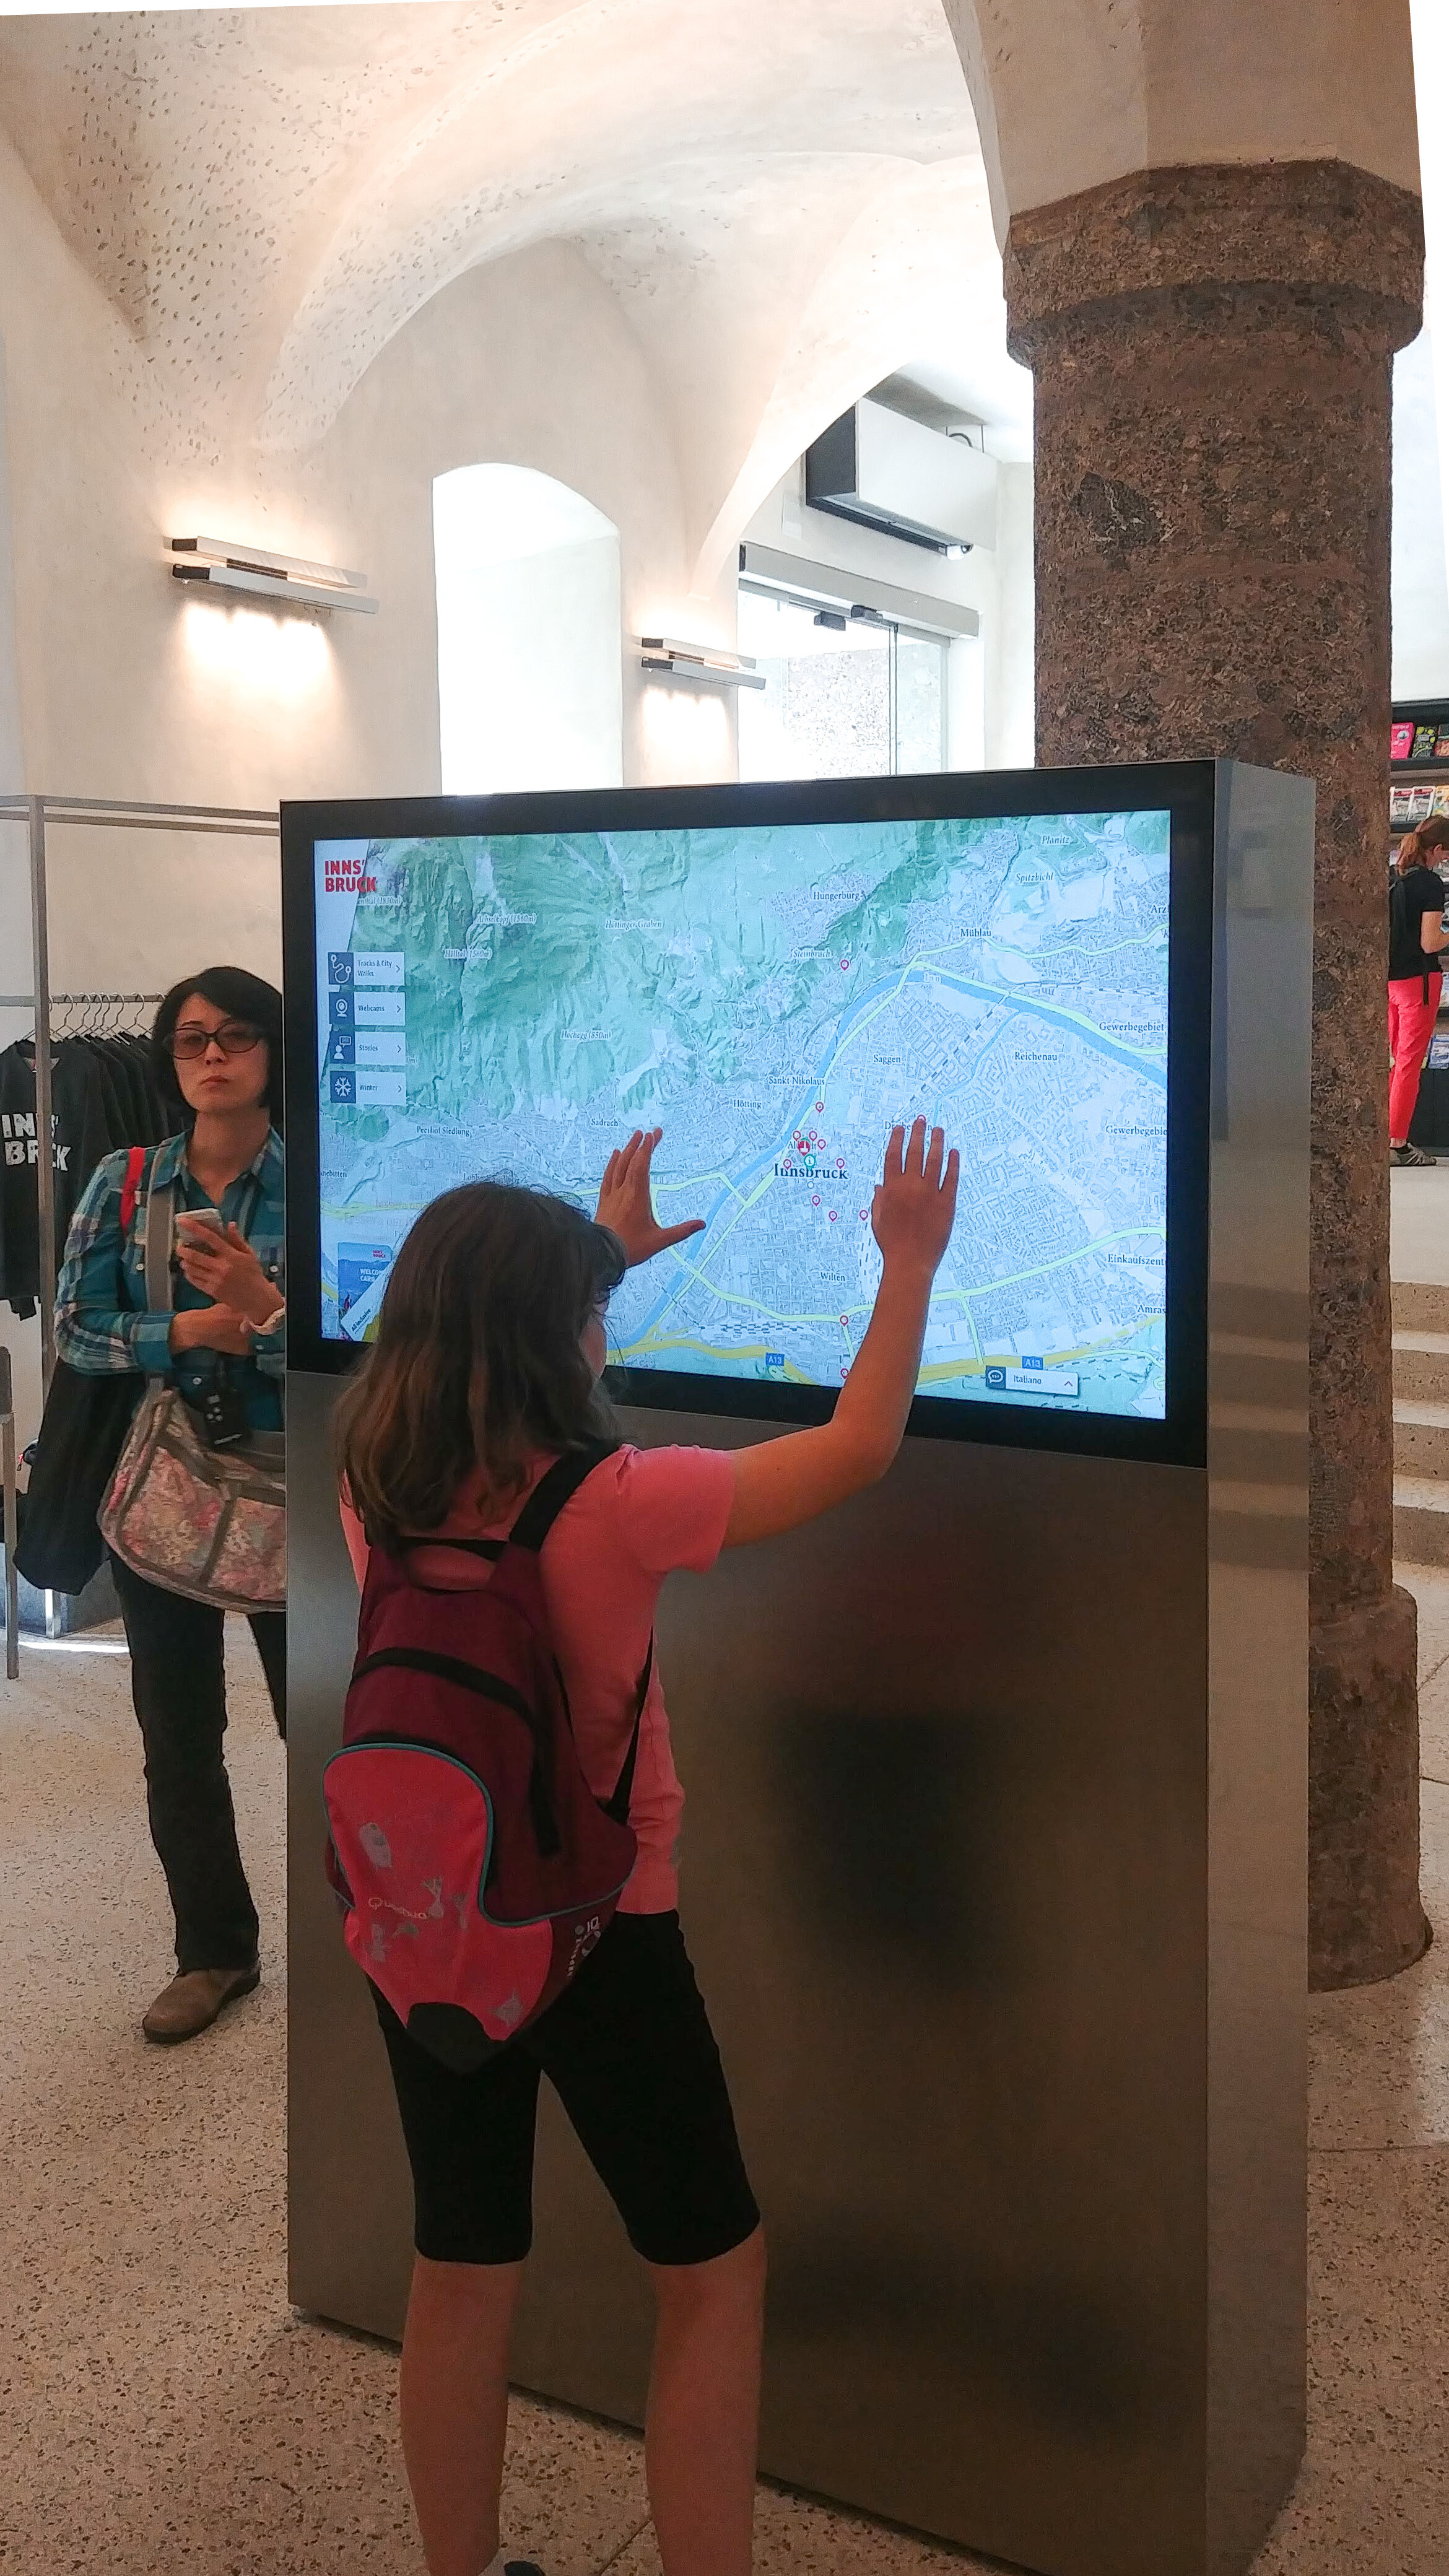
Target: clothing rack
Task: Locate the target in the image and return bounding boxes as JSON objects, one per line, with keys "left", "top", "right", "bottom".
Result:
{"left": 0, "top": 991, "right": 163, "bottom": 1023}
{"left": 0, "top": 794, "right": 280, "bottom": 1387}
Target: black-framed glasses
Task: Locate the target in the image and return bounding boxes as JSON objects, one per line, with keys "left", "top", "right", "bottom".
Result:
{"left": 168, "top": 1019, "right": 263, "bottom": 1061}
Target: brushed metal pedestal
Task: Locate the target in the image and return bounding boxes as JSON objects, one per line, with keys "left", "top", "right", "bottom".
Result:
{"left": 287, "top": 761, "right": 1311, "bottom": 2575}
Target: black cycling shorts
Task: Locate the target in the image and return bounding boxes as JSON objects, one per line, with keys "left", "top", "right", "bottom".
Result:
{"left": 373, "top": 1910, "right": 760, "bottom": 2269}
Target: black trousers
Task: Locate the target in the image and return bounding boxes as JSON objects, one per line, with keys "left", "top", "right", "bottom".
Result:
{"left": 109, "top": 1553, "right": 285, "bottom": 1974}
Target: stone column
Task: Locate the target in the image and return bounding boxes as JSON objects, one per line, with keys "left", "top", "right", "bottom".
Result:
{"left": 1006, "top": 160, "right": 1426, "bottom": 1988}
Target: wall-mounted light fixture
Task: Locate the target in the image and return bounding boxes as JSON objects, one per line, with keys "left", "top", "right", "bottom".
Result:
{"left": 168, "top": 536, "right": 378, "bottom": 616}
{"left": 638, "top": 636, "right": 765, "bottom": 690}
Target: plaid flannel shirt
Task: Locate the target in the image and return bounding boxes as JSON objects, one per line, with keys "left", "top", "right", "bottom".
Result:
{"left": 54, "top": 1128, "right": 285, "bottom": 1431}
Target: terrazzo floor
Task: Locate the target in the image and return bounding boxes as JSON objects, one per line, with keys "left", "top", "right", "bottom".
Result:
{"left": 3, "top": 1590, "right": 1449, "bottom": 2576}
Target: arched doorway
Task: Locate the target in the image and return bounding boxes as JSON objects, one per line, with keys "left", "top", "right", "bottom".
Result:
{"left": 432, "top": 464, "right": 624, "bottom": 792}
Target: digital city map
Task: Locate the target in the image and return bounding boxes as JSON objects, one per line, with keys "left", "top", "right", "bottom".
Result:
{"left": 314, "top": 809, "right": 1170, "bottom": 1417}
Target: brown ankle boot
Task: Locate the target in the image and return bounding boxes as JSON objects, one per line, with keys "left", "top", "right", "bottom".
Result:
{"left": 142, "top": 1963, "right": 261, "bottom": 2043}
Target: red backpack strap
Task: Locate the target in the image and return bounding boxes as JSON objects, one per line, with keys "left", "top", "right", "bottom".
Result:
{"left": 118, "top": 1145, "right": 147, "bottom": 1235}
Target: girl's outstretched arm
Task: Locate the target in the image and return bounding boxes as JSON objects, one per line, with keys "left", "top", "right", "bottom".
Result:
{"left": 721, "top": 1116, "right": 959, "bottom": 1547}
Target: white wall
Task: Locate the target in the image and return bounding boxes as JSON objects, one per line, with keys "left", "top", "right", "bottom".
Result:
{"left": 0, "top": 191, "right": 726, "bottom": 1440}
{"left": 0, "top": 326, "right": 27, "bottom": 1012}
{"left": 986, "top": 460, "right": 1035, "bottom": 767}
{"left": 0, "top": 332, "right": 19, "bottom": 801}
{"left": 1, "top": 326, "right": 38, "bottom": 1453}
{"left": 438, "top": 535, "right": 625, "bottom": 794}
{"left": 433, "top": 463, "right": 624, "bottom": 794}
{"left": 321, "top": 239, "right": 741, "bottom": 796}
{"left": 0, "top": 168, "right": 737, "bottom": 1004}
{"left": 321, "top": 242, "right": 735, "bottom": 802}
{"left": 1393, "top": 331, "right": 1449, "bottom": 700}
{"left": 945, "top": 0, "right": 1419, "bottom": 241}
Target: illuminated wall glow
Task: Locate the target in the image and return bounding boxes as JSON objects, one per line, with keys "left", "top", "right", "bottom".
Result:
{"left": 179, "top": 594, "right": 332, "bottom": 692}
{"left": 637, "top": 677, "right": 736, "bottom": 783}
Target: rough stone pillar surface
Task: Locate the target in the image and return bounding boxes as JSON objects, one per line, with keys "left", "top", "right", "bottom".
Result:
{"left": 1005, "top": 160, "right": 1427, "bottom": 1988}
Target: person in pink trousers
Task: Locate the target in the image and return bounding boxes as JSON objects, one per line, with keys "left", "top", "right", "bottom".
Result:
{"left": 1389, "top": 817, "right": 1449, "bottom": 1166}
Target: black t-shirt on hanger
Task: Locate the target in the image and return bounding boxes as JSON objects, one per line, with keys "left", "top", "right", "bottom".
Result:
{"left": 0, "top": 1033, "right": 170, "bottom": 1316}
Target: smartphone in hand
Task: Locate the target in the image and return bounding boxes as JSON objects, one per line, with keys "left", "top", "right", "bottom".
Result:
{"left": 173, "top": 1206, "right": 224, "bottom": 1279}
{"left": 175, "top": 1207, "right": 224, "bottom": 1245}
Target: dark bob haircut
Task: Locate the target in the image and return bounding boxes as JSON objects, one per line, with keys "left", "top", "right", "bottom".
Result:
{"left": 151, "top": 967, "right": 284, "bottom": 1132}
{"left": 334, "top": 1180, "right": 627, "bottom": 1544}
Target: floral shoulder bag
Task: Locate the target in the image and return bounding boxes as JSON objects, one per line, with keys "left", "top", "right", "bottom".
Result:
{"left": 98, "top": 1166, "right": 285, "bottom": 1611}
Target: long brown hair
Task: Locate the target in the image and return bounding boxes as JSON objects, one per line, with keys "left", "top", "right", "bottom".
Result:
{"left": 1396, "top": 816, "right": 1449, "bottom": 874}
{"left": 334, "top": 1181, "right": 626, "bottom": 1546}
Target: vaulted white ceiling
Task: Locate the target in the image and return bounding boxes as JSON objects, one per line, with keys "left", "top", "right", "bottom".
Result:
{"left": 2, "top": 0, "right": 1440, "bottom": 676}
{"left": 0, "top": 4, "right": 1009, "bottom": 502}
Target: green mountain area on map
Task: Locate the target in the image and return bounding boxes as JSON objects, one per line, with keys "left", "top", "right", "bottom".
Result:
{"left": 339, "top": 814, "right": 1165, "bottom": 1126}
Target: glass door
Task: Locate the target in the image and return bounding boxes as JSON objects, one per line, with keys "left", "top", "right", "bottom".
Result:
{"left": 737, "top": 587, "right": 946, "bottom": 783}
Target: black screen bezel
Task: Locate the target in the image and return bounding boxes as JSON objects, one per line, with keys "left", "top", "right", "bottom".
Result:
{"left": 282, "top": 762, "right": 1214, "bottom": 1468}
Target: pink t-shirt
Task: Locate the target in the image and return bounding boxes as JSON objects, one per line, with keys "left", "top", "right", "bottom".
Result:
{"left": 339, "top": 1443, "right": 736, "bottom": 1915}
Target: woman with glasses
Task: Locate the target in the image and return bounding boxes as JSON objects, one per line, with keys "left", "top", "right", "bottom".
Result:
{"left": 54, "top": 967, "right": 287, "bottom": 2043}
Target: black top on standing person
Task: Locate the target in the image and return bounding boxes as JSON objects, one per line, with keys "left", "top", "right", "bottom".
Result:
{"left": 1390, "top": 818, "right": 1449, "bottom": 994}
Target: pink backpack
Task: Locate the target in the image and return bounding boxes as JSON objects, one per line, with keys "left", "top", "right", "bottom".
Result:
{"left": 323, "top": 1440, "right": 650, "bottom": 2071}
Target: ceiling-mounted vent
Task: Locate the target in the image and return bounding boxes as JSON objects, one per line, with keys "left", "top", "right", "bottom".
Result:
{"left": 804, "top": 399, "right": 998, "bottom": 554}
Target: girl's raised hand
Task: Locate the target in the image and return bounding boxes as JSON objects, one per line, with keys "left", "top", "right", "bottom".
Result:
{"left": 596, "top": 1128, "right": 706, "bottom": 1268}
{"left": 870, "top": 1117, "right": 960, "bottom": 1276}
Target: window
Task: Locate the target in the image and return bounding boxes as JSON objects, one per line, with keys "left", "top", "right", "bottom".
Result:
{"left": 736, "top": 585, "right": 947, "bottom": 783}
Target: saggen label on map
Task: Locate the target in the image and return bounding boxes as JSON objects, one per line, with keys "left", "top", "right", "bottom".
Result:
{"left": 311, "top": 814, "right": 1170, "bottom": 1419}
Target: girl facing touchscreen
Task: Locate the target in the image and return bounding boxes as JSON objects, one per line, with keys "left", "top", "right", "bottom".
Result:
{"left": 333, "top": 1116, "right": 959, "bottom": 2576}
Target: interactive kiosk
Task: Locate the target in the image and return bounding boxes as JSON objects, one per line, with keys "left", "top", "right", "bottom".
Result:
{"left": 283, "top": 761, "right": 1312, "bottom": 2576}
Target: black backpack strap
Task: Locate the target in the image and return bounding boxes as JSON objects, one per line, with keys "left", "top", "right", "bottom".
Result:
{"left": 508, "top": 1439, "right": 619, "bottom": 1554}
{"left": 602, "top": 1637, "right": 654, "bottom": 1827}
{"left": 394, "top": 1534, "right": 505, "bottom": 1564}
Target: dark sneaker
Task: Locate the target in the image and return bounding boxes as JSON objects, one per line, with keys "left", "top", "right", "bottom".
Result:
{"left": 142, "top": 1963, "right": 261, "bottom": 2043}
{"left": 1391, "top": 1142, "right": 1438, "bottom": 1166}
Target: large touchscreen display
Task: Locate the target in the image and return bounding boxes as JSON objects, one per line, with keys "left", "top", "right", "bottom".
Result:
{"left": 313, "top": 810, "right": 1170, "bottom": 1419}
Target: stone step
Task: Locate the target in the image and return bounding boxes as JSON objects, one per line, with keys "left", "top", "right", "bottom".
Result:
{"left": 1392, "top": 1330, "right": 1449, "bottom": 1405}
{"left": 1394, "top": 1473, "right": 1449, "bottom": 1566}
{"left": 1394, "top": 1399, "right": 1449, "bottom": 1476}
{"left": 1393, "top": 1279, "right": 1449, "bottom": 1335}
